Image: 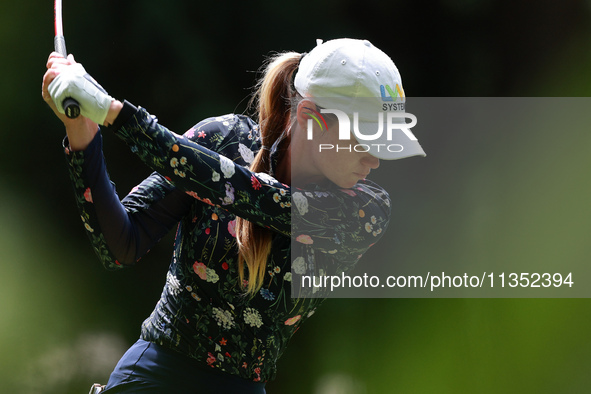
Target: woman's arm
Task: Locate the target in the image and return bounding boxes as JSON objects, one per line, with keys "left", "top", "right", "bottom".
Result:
{"left": 291, "top": 181, "right": 391, "bottom": 266}
{"left": 108, "top": 102, "right": 293, "bottom": 236}
{"left": 109, "top": 103, "right": 391, "bottom": 265}
{"left": 44, "top": 54, "right": 194, "bottom": 268}
{"left": 65, "top": 129, "right": 194, "bottom": 268}
{"left": 63, "top": 126, "right": 195, "bottom": 269}
{"left": 46, "top": 55, "right": 391, "bottom": 267}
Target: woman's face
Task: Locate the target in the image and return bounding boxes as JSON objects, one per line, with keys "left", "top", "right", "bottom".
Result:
{"left": 291, "top": 101, "right": 381, "bottom": 189}
{"left": 310, "top": 124, "right": 380, "bottom": 188}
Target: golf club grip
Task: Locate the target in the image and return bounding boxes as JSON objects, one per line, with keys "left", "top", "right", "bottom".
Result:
{"left": 54, "top": 35, "right": 81, "bottom": 119}
{"left": 63, "top": 98, "right": 81, "bottom": 118}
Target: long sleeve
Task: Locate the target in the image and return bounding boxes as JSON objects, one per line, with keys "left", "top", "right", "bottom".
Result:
{"left": 291, "top": 182, "right": 391, "bottom": 266}
{"left": 108, "top": 102, "right": 391, "bottom": 266}
{"left": 63, "top": 130, "right": 194, "bottom": 268}
{"left": 111, "top": 104, "right": 292, "bottom": 236}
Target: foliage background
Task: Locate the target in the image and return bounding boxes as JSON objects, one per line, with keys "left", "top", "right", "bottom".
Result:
{"left": 1, "top": 1, "right": 591, "bottom": 392}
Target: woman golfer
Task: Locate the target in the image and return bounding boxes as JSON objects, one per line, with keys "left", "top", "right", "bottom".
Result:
{"left": 42, "top": 38, "right": 425, "bottom": 393}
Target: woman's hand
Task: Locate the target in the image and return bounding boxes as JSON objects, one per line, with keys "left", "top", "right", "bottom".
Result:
{"left": 44, "top": 52, "right": 116, "bottom": 125}
{"left": 42, "top": 53, "right": 95, "bottom": 125}
{"left": 42, "top": 52, "right": 121, "bottom": 150}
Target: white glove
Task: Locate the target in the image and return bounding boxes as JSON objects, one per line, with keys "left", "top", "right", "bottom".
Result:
{"left": 48, "top": 63, "right": 113, "bottom": 125}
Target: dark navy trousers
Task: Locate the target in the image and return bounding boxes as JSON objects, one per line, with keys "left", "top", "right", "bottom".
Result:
{"left": 103, "top": 339, "right": 267, "bottom": 393}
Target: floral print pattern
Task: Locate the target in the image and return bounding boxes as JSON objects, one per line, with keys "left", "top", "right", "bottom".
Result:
{"left": 63, "top": 103, "right": 391, "bottom": 382}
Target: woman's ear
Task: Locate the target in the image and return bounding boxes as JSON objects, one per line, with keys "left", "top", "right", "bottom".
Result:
{"left": 295, "top": 99, "right": 329, "bottom": 140}
{"left": 295, "top": 99, "right": 315, "bottom": 130}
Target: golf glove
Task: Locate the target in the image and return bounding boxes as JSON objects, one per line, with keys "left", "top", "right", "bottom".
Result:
{"left": 48, "top": 63, "right": 113, "bottom": 125}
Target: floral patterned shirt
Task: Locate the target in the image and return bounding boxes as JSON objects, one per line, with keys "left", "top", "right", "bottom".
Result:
{"left": 63, "top": 101, "right": 391, "bottom": 382}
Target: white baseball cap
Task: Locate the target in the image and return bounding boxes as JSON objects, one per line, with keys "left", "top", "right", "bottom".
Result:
{"left": 294, "top": 38, "right": 426, "bottom": 160}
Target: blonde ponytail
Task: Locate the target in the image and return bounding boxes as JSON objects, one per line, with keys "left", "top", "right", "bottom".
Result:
{"left": 235, "top": 52, "right": 302, "bottom": 296}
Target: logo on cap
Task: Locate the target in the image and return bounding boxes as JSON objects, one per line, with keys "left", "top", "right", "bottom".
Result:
{"left": 380, "top": 84, "right": 404, "bottom": 102}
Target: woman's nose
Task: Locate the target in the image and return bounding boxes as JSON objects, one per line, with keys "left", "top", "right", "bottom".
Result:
{"left": 361, "top": 154, "right": 380, "bottom": 169}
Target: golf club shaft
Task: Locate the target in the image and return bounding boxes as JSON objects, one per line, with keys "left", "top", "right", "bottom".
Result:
{"left": 54, "top": 0, "right": 80, "bottom": 118}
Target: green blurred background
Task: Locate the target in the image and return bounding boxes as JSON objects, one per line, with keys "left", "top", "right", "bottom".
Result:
{"left": 2, "top": 0, "right": 591, "bottom": 392}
